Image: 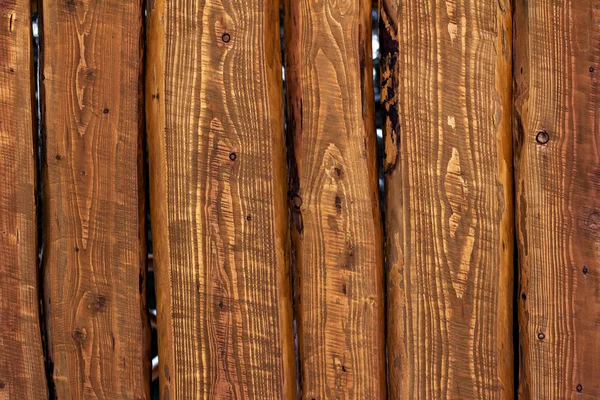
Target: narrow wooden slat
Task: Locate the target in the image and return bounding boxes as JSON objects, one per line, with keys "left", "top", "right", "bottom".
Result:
{"left": 41, "top": 0, "right": 150, "bottom": 397}
{"left": 514, "top": 0, "right": 600, "bottom": 397}
{"left": 283, "top": 0, "right": 385, "bottom": 398}
{"left": 146, "top": 0, "right": 295, "bottom": 398}
{"left": 380, "top": 0, "right": 514, "bottom": 398}
{"left": 0, "top": 1, "right": 47, "bottom": 398}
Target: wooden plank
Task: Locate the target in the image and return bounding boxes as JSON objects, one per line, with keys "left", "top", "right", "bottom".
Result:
{"left": 283, "top": 0, "right": 385, "bottom": 398}
{"left": 514, "top": 0, "right": 600, "bottom": 397}
{"left": 0, "top": 1, "right": 48, "bottom": 398}
{"left": 380, "top": 0, "right": 514, "bottom": 398}
{"left": 40, "top": 0, "right": 150, "bottom": 397}
{"left": 145, "top": 0, "right": 295, "bottom": 398}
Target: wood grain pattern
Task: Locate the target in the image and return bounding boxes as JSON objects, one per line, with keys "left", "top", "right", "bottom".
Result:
{"left": 41, "top": 0, "right": 150, "bottom": 397}
{"left": 283, "top": 0, "right": 385, "bottom": 398}
{"left": 380, "top": 0, "right": 514, "bottom": 398}
{"left": 514, "top": 0, "right": 600, "bottom": 398}
{"left": 146, "top": 0, "right": 295, "bottom": 397}
{"left": 0, "top": 1, "right": 47, "bottom": 398}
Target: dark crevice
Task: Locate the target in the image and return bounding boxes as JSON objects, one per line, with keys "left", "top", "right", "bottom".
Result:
{"left": 511, "top": 0, "right": 520, "bottom": 395}
{"left": 279, "top": 5, "right": 302, "bottom": 397}
{"left": 372, "top": 6, "right": 387, "bottom": 393}
{"left": 141, "top": 2, "right": 159, "bottom": 399}
{"left": 31, "top": 1, "right": 56, "bottom": 398}
{"left": 139, "top": 4, "right": 156, "bottom": 400}
{"left": 512, "top": 217, "right": 520, "bottom": 398}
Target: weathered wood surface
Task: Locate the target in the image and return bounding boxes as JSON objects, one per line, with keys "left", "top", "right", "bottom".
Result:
{"left": 514, "top": 0, "right": 600, "bottom": 398}
{"left": 146, "top": 0, "right": 295, "bottom": 397}
{"left": 283, "top": 0, "right": 385, "bottom": 398}
{"left": 0, "top": 1, "right": 47, "bottom": 398}
{"left": 41, "top": 0, "right": 150, "bottom": 397}
{"left": 380, "top": 0, "right": 514, "bottom": 398}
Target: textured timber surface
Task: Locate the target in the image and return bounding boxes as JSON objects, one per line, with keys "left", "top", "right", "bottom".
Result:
{"left": 41, "top": 0, "right": 150, "bottom": 397}
{"left": 146, "top": 0, "right": 295, "bottom": 398}
{"left": 514, "top": 0, "right": 600, "bottom": 398}
{"left": 0, "top": 1, "right": 47, "bottom": 398}
{"left": 380, "top": 0, "right": 514, "bottom": 398}
{"left": 284, "top": 0, "right": 386, "bottom": 398}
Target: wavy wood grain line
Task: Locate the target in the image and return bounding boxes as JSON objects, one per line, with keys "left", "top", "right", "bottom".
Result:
{"left": 515, "top": 0, "right": 600, "bottom": 398}
{"left": 146, "top": 0, "right": 295, "bottom": 397}
{"left": 41, "top": 0, "right": 150, "bottom": 397}
{"left": 284, "top": 0, "right": 386, "bottom": 398}
{"left": 381, "top": 0, "right": 514, "bottom": 398}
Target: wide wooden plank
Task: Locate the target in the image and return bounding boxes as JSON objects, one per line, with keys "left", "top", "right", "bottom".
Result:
{"left": 380, "top": 0, "right": 514, "bottom": 398}
{"left": 40, "top": 0, "right": 150, "bottom": 397}
{"left": 146, "top": 0, "right": 295, "bottom": 398}
{"left": 514, "top": 0, "right": 600, "bottom": 398}
{"left": 0, "top": 1, "right": 47, "bottom": 398}
{"left": 283, "top": 0, "right": 385, "bottom": 398}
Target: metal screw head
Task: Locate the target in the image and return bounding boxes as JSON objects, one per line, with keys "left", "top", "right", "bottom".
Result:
{"left": 536, "top": 131, "right": 550, "bottom": 144}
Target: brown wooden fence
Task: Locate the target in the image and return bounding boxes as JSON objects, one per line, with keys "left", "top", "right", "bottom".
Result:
{"left": 0, "top": 0, "right": 599, "bottom": 398}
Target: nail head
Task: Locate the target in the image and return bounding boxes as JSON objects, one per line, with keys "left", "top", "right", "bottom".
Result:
{"left": 536, "top": 131, "right": 550, "bottom": 144}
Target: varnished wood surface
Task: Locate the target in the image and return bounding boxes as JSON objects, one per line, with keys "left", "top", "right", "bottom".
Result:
{"left": 146, "top": 0, "right": 295, "bottom": 397}
{"left": 381, "top": 0, "right": 514, "bottom": 398}
{"left": 283, "top": 0, "right": 385, "bottom": 398}
{"left": 514, "top": 0, "right": 600, "bottom": 398}
{"left": 41, "top": 0, "right": 150, "bottom": 397}
{"left": 0, "top": 1, "right": 47, "bottom": 398}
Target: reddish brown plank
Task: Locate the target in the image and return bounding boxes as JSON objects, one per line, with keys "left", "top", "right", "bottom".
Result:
{"left": 514, "top": 0, "right": 600, "bottom": 398}
{"left": 40, "top": 0, "right": 150, "bottom": 397}
{"left": 146, "top": 0, "right": 295, "bottom": 398}
{"left": 0, "top": 1, "right": 47, "bottom": 398}
{"left": 381, "top": 0, "right": 514, "bottom": 397}
{"left": 283, "top": 0, "right": 386, "bottom": 398}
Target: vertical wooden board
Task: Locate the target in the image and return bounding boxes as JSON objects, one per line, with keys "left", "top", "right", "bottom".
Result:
{"left": 380, "top": 0, "right": 514, "bottom": 398}
{"left": 514, "top": 0, "right": 600, "bottom": 398}
{"left": 41, "top": 0, "right": 150, "bottom": 398}
{"left": 146, "top": 0, "right": 295, "bottom": 398}
{"left": 283, "top": 0, "right": 385, "bottom": 398}
{"left": 0, "top": 1, "right": 47, "bottom": 398}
